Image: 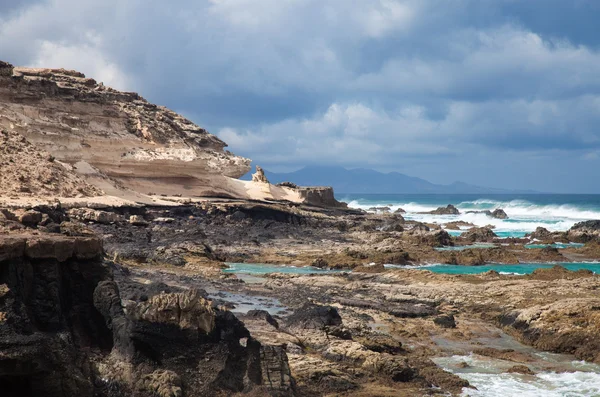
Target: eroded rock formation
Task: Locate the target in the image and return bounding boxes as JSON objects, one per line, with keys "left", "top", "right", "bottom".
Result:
{"left": 0, "top": 61, "right": 250, "bottom": 199}
{"left": 0, "top": 208, "right": 296, "bottom": 397}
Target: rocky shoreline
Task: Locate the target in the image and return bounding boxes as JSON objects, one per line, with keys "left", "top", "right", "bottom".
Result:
{"left": 2, "top": 199, "right": 600, "bottom": 396}
{"left": 2, "top": 59, "right": 600, "bottom": 396}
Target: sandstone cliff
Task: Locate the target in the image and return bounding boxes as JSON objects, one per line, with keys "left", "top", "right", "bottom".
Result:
{"left": 0, "top": 60, "right": 251, "bottom": 199}
{"left": 0, "top": 60, "right": 345, "bottom": 208}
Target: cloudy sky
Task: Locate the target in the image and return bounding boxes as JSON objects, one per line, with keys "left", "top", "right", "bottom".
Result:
{"left": 1, "top": 0, "right": 600, "bottom": 193}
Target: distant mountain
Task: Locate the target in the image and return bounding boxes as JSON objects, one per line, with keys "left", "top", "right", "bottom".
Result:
{"left": 242, "top": 165, "right": 537, "bottom": 194}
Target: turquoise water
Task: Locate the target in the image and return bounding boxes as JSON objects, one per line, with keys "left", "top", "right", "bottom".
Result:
{"left": 525, "top": 243, "right": 584, "bottom": 249}
{"left": 223, "top": 262, "right": 344, "bottom": 275}
{"left": 435, "top": 242, "right": 585, "bottom": 251}
{"left": 435, "top": 243, "right": 497, "bottom": 251}
{"left": 495, "top": 231, "right": 528, "bottom": 238}
{"left": 408, "top": 263, "right": 600, "bottom": 275}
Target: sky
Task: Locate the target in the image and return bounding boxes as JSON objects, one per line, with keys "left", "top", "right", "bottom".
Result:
{"left": 1, "top": 0, "right": 600, "bottom": 193}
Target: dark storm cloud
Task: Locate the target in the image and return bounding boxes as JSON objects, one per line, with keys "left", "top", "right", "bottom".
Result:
{"left": 1, "top": 0, "right": 600, "bottom": 191}
{"left": 0, "top": 0, "right": 40, "bottom": 14}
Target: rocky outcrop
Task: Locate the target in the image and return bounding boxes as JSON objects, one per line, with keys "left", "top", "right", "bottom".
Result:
{"left": 0, "top": 234, "right": 109, "bottom": 397}
{"left": 0, "top": 61, "right": 250, "bottom": 199}
{"left": 461, "top": 226, "right": 497, "bottom": 242}
{"left": 68, "top": 208, "right": 121, "bottom": 224}
{"left": 567, "top": 220, "right": 600, "bottom": 243}
{"left": 425, "top": 205, "right": 460, "bottom": 215}
{"left": 405, "top": 224, "right": 452, "bottom": 247}
{"left": 0, "top": 228, "right": 296, "bottom": 396}
{"left": 252, "top": 166, "right": 270, "bottom": 183}
{"left": 466, "top": 209, "right": 509, "bottom": 219}
{"left": 296, "top": 186, "right": 347, "bottom": 208}
{"left": 0, "top": 61, "right": 350, "bottom": 209}
{"left": 491, "top": 209, "right": 508, "bottom": 219}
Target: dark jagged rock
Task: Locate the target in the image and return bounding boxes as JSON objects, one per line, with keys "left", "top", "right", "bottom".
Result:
{"left": 434, "top": 314, "right": 457, "bottom": 328}
{"left": 311, "top": 258, "right": 329, "bottom": 269}
{"left": 0, "top": 233, "right": 297, "bottom": 397}
{"left": 461, "top": 227, "right": 497, "bottom": 242}
{"left": 0, "top": 243, "right": 111, "bottom": 397}
{"left": 284, "top": 304, "right": 342, "bottom": 331}
{"left": 491, "top": 209, "right": 508, "bottom": 219}
{"left": 507, "top": 365, "right": 535, "bottom": 375}
{"left": 276, "top": 182, "right": 298, "bottom": 189}
{"left": 568, "top": 220, "right": 600, "bottom": 242}
{"left": 246, "top": 309, "right": 280, "bottom": 329}
{"left": 425, "top": 205, "right": 460, "bottom": 215}
{"left": 405, "top": 225, "right": 452, "bottom": 247}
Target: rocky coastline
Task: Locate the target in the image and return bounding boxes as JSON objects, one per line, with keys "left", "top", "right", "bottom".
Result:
{"left": 2, "top": 60, "right": 600, "bottom": 396}
{"left": 2, "top": 198, "right": 600, "bottom": 396}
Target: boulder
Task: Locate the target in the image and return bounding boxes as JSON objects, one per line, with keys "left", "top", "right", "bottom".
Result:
{"left": 405, "top": 226, "right": 452, "bottom": 247}
{"left": 312, "top": 257, "right": 329, "bottom": 268}
{"left": 507, "top": 365, "right": 535, "bottom": 375}
{"left": 129, "top": 289, "right": 215, "bottom": 333}
{"left": 433, "top": 314, "right": 457, "bottom": 328}
{"left": 491, "top": 209, "right": 508, "bottom": 219}
{"left": 245, "top": 309, "right": 279, "bottom": 329}
{"left": 380, "top": 218, "right": 404, "bottom": 232}
{"left": 461, "top": 227, "right": 497, "bottom": 242}
{"left": 426, "top": 205, "right": 460, "bottom": 215}
{"left": 16, "top": 209, "right": 43, "bottom": 227}
{"left": 284, "top": 304, "right": 342, "bottom": 331}
{"left": 129, "top": 215, "right": 149, "bottom": 226}
{"left": 528, "top": 227, "right": 552, "bottom": 240}
{"left": 568, "top": 220, "right": 600, "bottom": 243}
{"left": 69, "top": 208, "right": 121, "bottom": 224}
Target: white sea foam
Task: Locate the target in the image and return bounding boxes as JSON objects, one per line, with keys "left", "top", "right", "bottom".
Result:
{"left": 347, "top": 198, "right": 600, "bottom": 233}
{"left": 434, "top": 355, "right": 600, "bottom": 397}
{"left": 458, "top": 371, "right": 600, "bottom": 397}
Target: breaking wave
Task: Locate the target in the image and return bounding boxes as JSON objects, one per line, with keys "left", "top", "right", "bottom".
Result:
{"left": 345, "top": 197, "right": 600, "bottom": 233}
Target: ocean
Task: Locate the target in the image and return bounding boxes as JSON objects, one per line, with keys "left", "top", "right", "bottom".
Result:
{"left": 340, "top": 194, "right": 600, "bottom": 237}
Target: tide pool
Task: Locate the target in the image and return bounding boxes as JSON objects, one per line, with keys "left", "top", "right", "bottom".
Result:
{"left": 223, "top": 262, "right": 344, "bottom": 275}
{"left": 435, "top": 243, "right": 496, "bottom": 251}
{"left": 400, "top": 262, "right": 600, "bottom": 275}
{"left": 525, "top": 243, "right": 584, "bottom": 249}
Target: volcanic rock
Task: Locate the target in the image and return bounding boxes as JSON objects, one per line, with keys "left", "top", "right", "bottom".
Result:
{"left": 568, "top": 220, "right": 600, "bottom": 242}
{"left": 426, "top": 205, "right": 460, "bottom": 215}
{"left": 491, "top": 209, "right": 509, "bottom": 219}
{"left": 461, "top": 227, "right": 498, "bottom": 242}
{"left": 433, "top": 314, "right": 457, "bottom": 328}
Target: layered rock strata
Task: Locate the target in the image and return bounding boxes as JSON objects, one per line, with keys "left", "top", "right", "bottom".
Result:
{"left": 0, "top": 207, "right": 296, "bottom": 397}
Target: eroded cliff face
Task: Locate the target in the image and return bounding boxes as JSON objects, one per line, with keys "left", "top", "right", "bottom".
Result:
{"left": 0, "top": 206, "right": 296, "bottom": 397}
{"left": 0, "top": 61, "right": 251, "bottom": 198}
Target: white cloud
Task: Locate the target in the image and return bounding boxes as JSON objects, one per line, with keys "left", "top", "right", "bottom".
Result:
{"left": 1, "top": 0, "right": 600, "bottom": 190}
{"left": 33, "top": 40, "right": 130, "bottom": 90}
